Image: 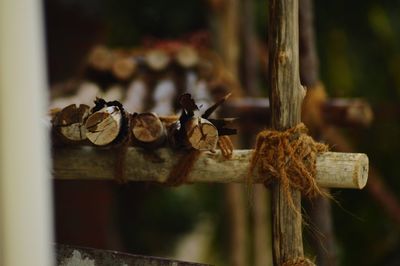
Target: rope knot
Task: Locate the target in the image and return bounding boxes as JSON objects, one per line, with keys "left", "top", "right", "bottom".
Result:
{"left": 249, "top": 123, "right": 328, "bottom": 204}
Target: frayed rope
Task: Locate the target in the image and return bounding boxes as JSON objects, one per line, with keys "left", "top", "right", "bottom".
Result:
{"left": 249, "top": 123, "right": 329, "bottom": 209}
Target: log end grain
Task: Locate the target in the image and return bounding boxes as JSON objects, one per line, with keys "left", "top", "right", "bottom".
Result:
{"left": 85, "top": 106, "right": 122, "bottom": 146}
{"left": 52, "top": 104, "right": 90, "bottom": 142}
{"left": 132, "top": 112, "right": 165, "bottom": 143}
{"left": 186, "top": 117, "right": 219, "bottom": 151}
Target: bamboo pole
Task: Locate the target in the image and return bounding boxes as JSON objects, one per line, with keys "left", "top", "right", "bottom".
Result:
{"left": 0, "top": 0, "right": 53, "bottom": 265}
{"left": 268, "top": 0, "right": 305, "bottom": 264}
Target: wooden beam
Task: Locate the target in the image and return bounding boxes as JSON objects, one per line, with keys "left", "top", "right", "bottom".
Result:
{"left": 221, "top": 97, "right": 373, "bottom": 128}
{"left": 52, "top": 147, "right": 368, "bottom": 189}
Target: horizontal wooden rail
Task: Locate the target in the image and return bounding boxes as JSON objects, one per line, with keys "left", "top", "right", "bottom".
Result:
{"left": 53, "top": 147, "right": 368, "bottom": 189}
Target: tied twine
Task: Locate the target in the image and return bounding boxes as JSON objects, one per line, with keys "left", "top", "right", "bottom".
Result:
{"left": 166, "top": 149, "right": 201, "bottom": 186}
{"left": 249, "top": 123, "right": 328, "bottom": 209}
{"left": 113, "top": 112, "right": 133, "bottom": 183}
{"left": 282, "top": 257, "right": 316, "bottom": 266}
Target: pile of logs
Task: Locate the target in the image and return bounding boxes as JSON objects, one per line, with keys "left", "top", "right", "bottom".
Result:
{"left": 50, "top": 44, "right": 241, "bottom": 117}
{"left": 51, "top": 94, "right": 236, "bottom": 158}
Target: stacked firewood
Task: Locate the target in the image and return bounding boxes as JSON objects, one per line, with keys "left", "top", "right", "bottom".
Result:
{"left": 50, "top": 44, "right": 241, "bottom": 117}
{"left": 51, "top": 94, "right": 236, "bottom": 158}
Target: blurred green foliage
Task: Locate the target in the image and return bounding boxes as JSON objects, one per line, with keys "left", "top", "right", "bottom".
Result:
{"left": 313, "top": 1, "right": 400, "bottom": 265}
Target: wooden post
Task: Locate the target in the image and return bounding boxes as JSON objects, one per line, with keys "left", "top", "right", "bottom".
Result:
{"left": 211, "top": 1, "right": 248, "bottom": 265}
{"left": 268, "top": 0, "right": 305, "bottom": 264}
{"left": 0, "top": 0, "right": 53, "bottom": 265}
{"left": 299, "top": 0, "right": 337, "bottom": 265}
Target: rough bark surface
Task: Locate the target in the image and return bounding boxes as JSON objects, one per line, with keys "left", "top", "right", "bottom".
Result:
{"left": 268, "top": 0, "right": 305, "bottom": 264}
{"left": 53, "top": 148, "right": 368, "bottom": 188}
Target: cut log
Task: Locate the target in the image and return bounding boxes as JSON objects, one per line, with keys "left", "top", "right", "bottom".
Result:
{"left": 85, "top": 106, "right": 122, "bottom": 146}
{"left": 175, "top": 46, "right": 199, "bottom": 68}
{"left": 185, "top": 117, "right": 219, "bottom": 151}
{"left": 87, "top": 46, "right": 114, "bottom": 71}
{"left": 52, "top": 104, "right": 90, "bottom": 142}
{"left": 112, "top": 57, "right": 136, "bottom": 80}
{"left": 53, "top": 148, "right": 369, "bottom": 189}
{"left": 132, "top": 112, "right": 166, "bottom": 147}
{"left": 146, "top": 49, "right": 170, "bottom": 71}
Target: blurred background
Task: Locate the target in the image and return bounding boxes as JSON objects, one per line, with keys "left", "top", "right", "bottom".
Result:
{"left": 45, "top": 0, "right": 400, "bottom": 265}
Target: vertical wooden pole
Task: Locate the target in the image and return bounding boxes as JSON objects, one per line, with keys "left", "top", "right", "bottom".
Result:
{"left": 299, "top": 0, "right": 338, "bottom": 265}
{"left": 0, "top": 0, "right": 53, "bottom": 265}
{"left": 240, "top": 1, "right": 272, "bottom": 265}
{"left": 211, "top": 1, "right": 248, "bottom": 265}
{"left": 268, "top": 0, "right": 305, "bottom": 264}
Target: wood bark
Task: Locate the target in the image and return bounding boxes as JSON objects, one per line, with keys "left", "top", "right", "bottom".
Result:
{"left": 268, "top": 0, "right": 305, "bottom": 264}
{"left": 53, "top": 148, "right": 368, "bottom": 188}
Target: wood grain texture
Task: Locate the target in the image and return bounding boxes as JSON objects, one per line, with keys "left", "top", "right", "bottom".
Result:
{"left": 85, "top": 106, "right": 122, "bottom": 146}
{"left": 268, "top": 0, "right": 305, "bottom": 264}
{"left": 52, "top": 148, "right": 368, "bottom": 188}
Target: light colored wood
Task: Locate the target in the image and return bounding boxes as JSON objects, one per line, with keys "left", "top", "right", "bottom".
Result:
{"left": 316, "top": 152, "right": 368, "bottom": 189}
{"left": 53, "top": 148, "right": 368, "bottom": 188}
{"left": 112, "top": 57, "right": 136, "bottom": 80}
{"left": 85, "top": 106, "right": 122, "bottom": 145}
{"left": 185, "top": 117, "right": 219, "bottom": 151}
{"left": 88, "top": 46, "right": 113, "bottom": 71}
{"left": 268, "top": 0, "right": 305, "bottom": 264}
{"left": 146, "top": 49, "right": 170, "bottom": 71}
{"left": 132, "top": 112, "right": 165, "bottom": 144}
{"left": 176, "top": 46, "right": 199, "bottom": 68}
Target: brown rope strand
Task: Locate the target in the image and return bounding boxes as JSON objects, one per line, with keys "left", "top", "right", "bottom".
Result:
{"left": 249, "top": 123, "right": 329, "bottom": 209}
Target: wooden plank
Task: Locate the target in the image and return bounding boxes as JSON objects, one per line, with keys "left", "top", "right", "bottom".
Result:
{"left": 52, "top": 147, "right": 368, "bottom": 189}
{"left": 56, "top": 244, "right": 211, "bottom": 266}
